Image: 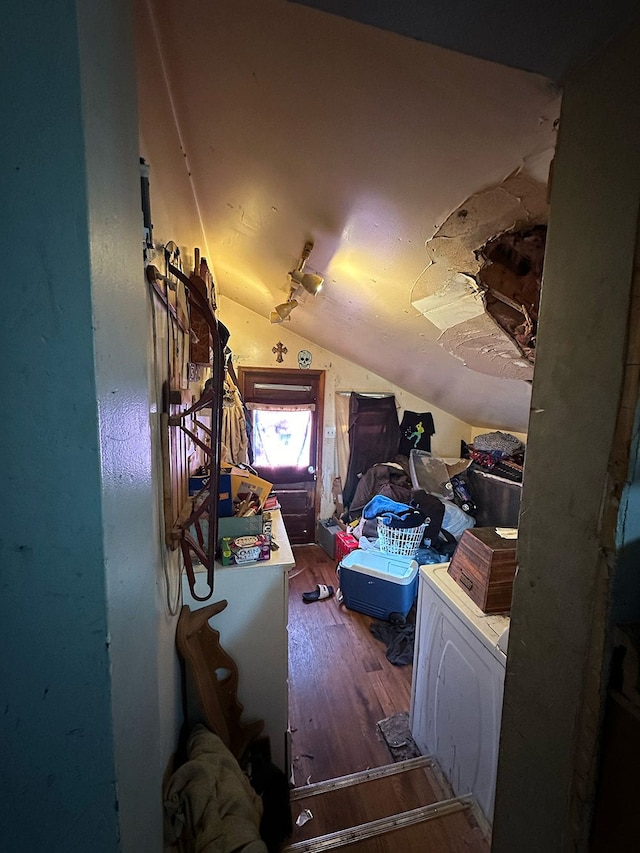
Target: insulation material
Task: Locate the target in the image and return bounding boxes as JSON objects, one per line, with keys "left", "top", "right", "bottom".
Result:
{"left": 411, "top": 171, "right": 548, "bottom": 381}
{"left": 478, "top": 224, "right": 546, "bottom": 363}
{"left": 412, "top": 273, "right": 485, "bottom": 331}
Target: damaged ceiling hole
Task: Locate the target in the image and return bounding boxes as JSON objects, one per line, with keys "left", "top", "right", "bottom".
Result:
{"left": 477, "top": 224, "right": 546, "bottom": 364}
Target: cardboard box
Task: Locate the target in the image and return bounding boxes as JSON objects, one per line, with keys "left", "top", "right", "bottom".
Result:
{"left": 220, "top": 533, "right": 271, "bottom": 565}
{"left": 188, "top": 472, "right": 233, "bottom": 518}
{"left": 188, "top": 474, "right": 209, "bottom": 496}
{"left": 218, "top": 473, "right": 233, "bottom": 516}
{"left": 223, "top": 466, "right": 273, "bottom": 511}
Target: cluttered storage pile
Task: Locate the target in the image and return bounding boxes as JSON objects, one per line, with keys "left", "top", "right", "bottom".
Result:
{"left": 339, "top": 429, "right": 526, "bottom": 561}
{"left": 323, "top": 452, "right": 475, "bottom": 651}
{"left": 463, "top": 430, "right": 525, "bottom": 483}
{"left": 325, "top": 432, "right": 524, "bottom": 655}
{"left": 342, "top": 451, "right": 477, "bottom": 566}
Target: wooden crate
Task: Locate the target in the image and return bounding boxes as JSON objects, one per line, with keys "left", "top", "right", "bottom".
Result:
{"left": 447, "top": 527, "right": 517, "bottom": 614}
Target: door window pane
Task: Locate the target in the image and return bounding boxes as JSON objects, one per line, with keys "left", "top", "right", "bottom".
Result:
{"left": 253, "top": 409, "right": 311, "bottom": 468}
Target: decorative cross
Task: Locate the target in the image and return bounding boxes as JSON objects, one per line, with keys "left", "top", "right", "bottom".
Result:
{"left": 272, "top": 341, "right": 288, "bottom": 363}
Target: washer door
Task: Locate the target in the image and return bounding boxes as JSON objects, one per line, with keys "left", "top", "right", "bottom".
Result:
{"left": 411, "top": 581, "right": 505, "bottom": 823}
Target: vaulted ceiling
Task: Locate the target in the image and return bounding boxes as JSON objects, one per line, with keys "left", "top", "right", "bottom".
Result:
{"left": 136, "top": 0, "right": 637, "bottom": 431}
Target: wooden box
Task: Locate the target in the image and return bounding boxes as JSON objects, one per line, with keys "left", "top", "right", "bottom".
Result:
{"left": 447, "top": 527, "right": 517, "bottom": 614}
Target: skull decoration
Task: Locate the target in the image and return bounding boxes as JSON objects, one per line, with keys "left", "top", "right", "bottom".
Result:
{"left": 298, "top": 349, "right": 312, "bottom": 369}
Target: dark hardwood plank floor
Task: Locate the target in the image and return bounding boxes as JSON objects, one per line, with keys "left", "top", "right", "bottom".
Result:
{"left": 290, "top": 768, "right": 448, "bottom": 842}
{"left": 314, "top": 813, "right": 489, "bottom": 853}
{"left": 286, "top": 544, "right": 490, "bottom": 852}
{"left": 288, "top": 544, "right": 414, "bottom": 786}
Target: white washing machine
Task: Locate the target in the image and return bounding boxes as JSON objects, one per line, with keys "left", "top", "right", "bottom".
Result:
{"left": 410, "top": 563, "right": 510, "bottom": 824}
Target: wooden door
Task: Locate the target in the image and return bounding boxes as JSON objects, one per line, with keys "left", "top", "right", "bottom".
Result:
{"left": 239, "top": 368, "right": 324, "bottom": 544}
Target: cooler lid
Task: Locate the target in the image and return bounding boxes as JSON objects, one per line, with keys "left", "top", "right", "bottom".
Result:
{"left": 339, "top": 548, "right": 419, "bottom": 585}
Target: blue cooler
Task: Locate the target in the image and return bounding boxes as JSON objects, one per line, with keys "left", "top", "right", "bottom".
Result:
{"left": 337, "top": 548, "right": 419, "bottom": 621}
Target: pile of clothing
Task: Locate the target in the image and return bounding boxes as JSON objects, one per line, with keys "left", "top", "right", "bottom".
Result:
{"left": 343, "top": 457, "right": 464, "bottom": 564}
{"left": 342, "top": 456, "right": 471, "bottom": 564}
{"left": 346, "top": 459, "right": 414, "bottom": 517}
{"left": 464, "top": 431, "right": 525, "bottom": 483}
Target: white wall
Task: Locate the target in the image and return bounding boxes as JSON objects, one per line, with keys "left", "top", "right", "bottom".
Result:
{"left": 79, "top": 2, "right": 182, "bottom": 848}
{"left": 219, "top": 296, "right": 474, "bottom": 516}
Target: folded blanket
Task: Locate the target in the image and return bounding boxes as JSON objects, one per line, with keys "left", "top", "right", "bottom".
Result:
{"left": 473, "top": 430, "right": 524, "bottom": 456}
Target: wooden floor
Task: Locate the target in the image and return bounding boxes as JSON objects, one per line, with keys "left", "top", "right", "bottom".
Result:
{"left": 286, "top": 544, "right": 490, "bottom": 851}
{"left": 288, "top": 544, "right": 414, "bottom": 785}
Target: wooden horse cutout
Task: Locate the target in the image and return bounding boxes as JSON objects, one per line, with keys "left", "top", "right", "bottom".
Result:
{"left": 176, "top": 601, "right": 264, "bottom": 762}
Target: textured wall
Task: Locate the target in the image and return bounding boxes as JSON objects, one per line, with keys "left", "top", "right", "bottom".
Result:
{"left": 0, "top": 1, "right": 120, "bottom": 849}
{"left": 493, "top": 21, "right": 640, "bottom": 851}
{"left": 0, "top": 2, "right": 180, "bottom": 850}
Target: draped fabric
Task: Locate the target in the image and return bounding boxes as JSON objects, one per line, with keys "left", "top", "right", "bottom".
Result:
{"left": 335, "top": 392, "right": 351, "bottom": 492}
{"left": 221, "top": 371, "right": 249, "bottom": 465}
{"left": 225, "top": 355, "right": 254, "bottom": 465}
{"left": 342, "top": 394, "right": 400, "bottom": 510}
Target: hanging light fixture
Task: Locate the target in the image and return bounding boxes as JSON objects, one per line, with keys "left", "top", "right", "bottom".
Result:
{"left": 269, "top": 240, "right": 324, "bottom": 322}
{"left": 270, "top": 297, "right": 298, "bottom": 324}
{"left": 288, "top": 240, "right": 324, "bottom": 295}
{"left": 290, "top": 271, "right": 324, "bottom": 295}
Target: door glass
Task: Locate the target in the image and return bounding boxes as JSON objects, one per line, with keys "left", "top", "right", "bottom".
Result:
{"left": 253, "top": 409, "right": 312, "bottom": 468}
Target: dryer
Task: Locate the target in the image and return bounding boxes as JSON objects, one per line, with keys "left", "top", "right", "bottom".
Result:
{"left": 410, "top": 563, "right": 510, "bottom": 824}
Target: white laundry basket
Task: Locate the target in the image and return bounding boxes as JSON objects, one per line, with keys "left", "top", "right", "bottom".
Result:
{"left": 377, "top": 519, "right": 426, "bottom": 557}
